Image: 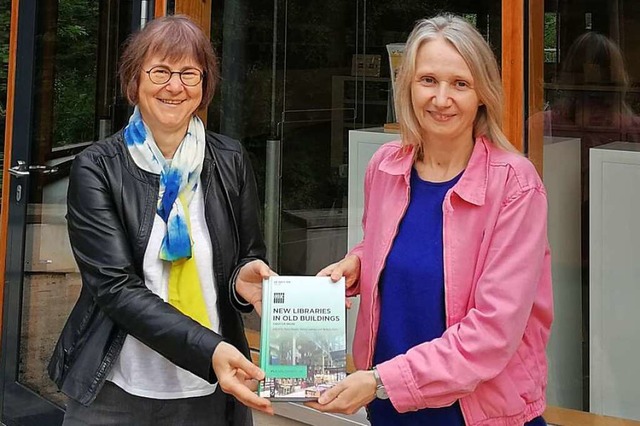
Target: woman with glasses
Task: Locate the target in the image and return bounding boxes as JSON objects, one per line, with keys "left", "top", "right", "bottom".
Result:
{"left": 309, "top": 15, "right": 552, "bottom": 426}
{"left": 48, "top": 15, "right": 274, "bottom": 425}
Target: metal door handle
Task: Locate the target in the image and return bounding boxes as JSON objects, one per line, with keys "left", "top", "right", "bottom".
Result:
{"left": 8, "top": 160, "right": 58, "bottom": 177}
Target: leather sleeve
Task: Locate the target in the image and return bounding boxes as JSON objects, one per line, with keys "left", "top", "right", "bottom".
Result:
{"left": 228, "top": 144, "right": 268, "bottom": 313}
{"left": 66, "top": 151, "right": 224, "bottom": 384}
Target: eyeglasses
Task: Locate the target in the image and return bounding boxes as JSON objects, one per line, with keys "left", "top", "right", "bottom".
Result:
{"left": 144, "top": 66, "right": 204, "bottom": 86}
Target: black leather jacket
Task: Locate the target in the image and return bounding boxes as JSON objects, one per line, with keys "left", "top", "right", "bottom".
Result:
{"left": 48, "top": 130, "right": 265, "bottom": 406}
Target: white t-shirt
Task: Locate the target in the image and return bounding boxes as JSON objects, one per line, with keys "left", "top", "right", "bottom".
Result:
{"left": 107, "top": 181, "right": 220, "bottom": 399}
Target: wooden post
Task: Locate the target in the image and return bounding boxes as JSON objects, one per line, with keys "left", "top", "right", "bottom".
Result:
{"left": 173, "top": 0, "right": 212, "bottom": 124}
{"left": 0, "top": 0, "right": 20, "bottom": 345}
{"left": 175, "top": 0, "right": 212, "bottom": 37}
{"left": 155, "top": 0, "right": 167, "bottom": 18}
{"left": 527, "top": 0, "right": 545, "bottom": 175}
{"left": 502, "top": 0, "right": 525, "bottom": 153}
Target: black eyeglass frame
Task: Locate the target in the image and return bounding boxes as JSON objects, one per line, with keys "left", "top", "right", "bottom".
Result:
{"left": 144, "top": 65, "right": 204, "bottom": 86}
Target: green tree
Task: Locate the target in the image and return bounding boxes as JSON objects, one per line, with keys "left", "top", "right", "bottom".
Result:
{"left": 53, "top": 0, "right": 99, "bottom": 147}
{"left": 1, "top": 0, "right": 10, "bottom": 201}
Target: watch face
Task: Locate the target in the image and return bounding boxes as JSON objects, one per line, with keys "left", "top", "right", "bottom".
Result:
{"left": 376, "top": 386, "right": 389, "bottom": 399}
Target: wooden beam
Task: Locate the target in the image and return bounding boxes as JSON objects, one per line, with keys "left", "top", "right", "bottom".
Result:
{"left": 175, "top": 0, "right": 212, "bottom": 36}
{"left": 174, "top": 0, "right": 212, "bottom": 125}
{"left": 0, "top": 0, "right": 20, "bottom": 344}
{"left": 502, "top": 0, "right": 525, "bottom": 152}
{"left": 528, "top": 0, "right": 545, "bottom": 176}
{"left": 544, "top": 406, "right": 640, "bottom": 426}
{"left": 154, "top": 0, "right": 167, "bottom": 18}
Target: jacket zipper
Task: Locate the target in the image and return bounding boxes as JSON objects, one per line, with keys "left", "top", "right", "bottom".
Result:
{"left": 368, "top": 182, "right": 411, "bottom": 367}
{"left": 443, "top": 190, "right": 471, "bottom": 426}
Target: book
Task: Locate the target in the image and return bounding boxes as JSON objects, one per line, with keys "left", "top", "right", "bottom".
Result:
{"left": 386, "top": 43, "right": 405, "bottom": 123}
{"left": 258, "top": 275, "right": 347, "bottom": 401}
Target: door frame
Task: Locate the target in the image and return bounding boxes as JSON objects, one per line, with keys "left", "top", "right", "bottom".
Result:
{"left": 0, "top": 0, "right": 19, "bottom": 346}
{"left": 501, "top": 0, "right": 545, "bottom": 173}
{"left": 0, "top": 1, "right": 66, "bottom": 424}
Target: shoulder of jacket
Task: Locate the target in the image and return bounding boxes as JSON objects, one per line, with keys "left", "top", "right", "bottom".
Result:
{"left": 370, "top": 140, "right": 404, "bottom": 163}
{"left": 205, "top": 131, "right": 243, "bottom": 154}
{"left": 74, "top": 131, "right": 125, "bottom": 165}
{"left": 489, "top": 146, "right": 544, "bottom": 195}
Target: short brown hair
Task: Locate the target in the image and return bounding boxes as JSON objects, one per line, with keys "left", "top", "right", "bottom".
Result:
{"left": 119, "top": 15, "right": 218, "bottom": 110}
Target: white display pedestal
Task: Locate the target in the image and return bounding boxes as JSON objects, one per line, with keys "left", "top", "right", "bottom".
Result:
{"left": 543, "top": 137, "right": 583, "bottom": 410}
{"left": 347, "top": 128, "right": 399, "bottom": 360}
{"left": 589, "top": 142, "right": 640, "bottom": 421}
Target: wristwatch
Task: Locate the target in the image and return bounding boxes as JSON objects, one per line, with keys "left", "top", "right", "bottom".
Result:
{"left": 372, "top": 366, "right": 389, "bottom": 399}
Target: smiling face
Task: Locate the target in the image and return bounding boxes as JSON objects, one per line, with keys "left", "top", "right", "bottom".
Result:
{"left": 411, "top": 37, "right": 480, "bottom": 146}
{"left": 137, "top": 54, "right": 203, "bottom": 135}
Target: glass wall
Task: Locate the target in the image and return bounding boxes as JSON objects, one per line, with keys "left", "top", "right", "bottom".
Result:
{"left": 530, "top": 0, "right": 640, "bottom": 420}
{"left": 208, "top": 0, "right": 502, "bottom": 332}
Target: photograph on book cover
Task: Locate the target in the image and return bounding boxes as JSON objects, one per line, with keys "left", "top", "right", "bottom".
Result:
{"left": 259, "top": 276, "right": 347, "bottom": 401}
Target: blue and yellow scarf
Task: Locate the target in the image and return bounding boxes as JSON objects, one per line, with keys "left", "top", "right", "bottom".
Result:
{"left": 124, "top": 106, "right": 211, "bottom": 328}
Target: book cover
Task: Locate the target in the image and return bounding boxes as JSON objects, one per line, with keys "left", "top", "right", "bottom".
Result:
{"left": 259, "top": 276, "right": 347, "bottom": 401}
{"left": 386, "top": 42, "right": 405, "bottom": 123}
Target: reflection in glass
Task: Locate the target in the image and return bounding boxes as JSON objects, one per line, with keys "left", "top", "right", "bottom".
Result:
{"left": 17, "top": 0, "right": 101, "bottom": 408}
{"left": 534, "top": 1, "right": 640, "bottom": 417}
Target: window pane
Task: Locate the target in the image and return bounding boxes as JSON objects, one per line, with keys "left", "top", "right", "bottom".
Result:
{"left": 530, "top": 0, "right": 640, "bottom": 419}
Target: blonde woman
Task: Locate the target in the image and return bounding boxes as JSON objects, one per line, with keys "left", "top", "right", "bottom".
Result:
{"left": 310, "top": 15, "right": 552, "bottom": 426}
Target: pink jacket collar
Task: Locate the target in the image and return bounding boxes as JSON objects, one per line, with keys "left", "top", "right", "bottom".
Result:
{"left": 377, "top": 136, "right": 491, "bottom": 206}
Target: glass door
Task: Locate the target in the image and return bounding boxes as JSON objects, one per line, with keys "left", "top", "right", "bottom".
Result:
{"left": 0, "top": 2, "right": 137, "bottom": 425}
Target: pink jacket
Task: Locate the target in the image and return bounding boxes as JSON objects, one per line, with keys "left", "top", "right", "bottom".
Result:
{"left": 349, "top": 137, "right": 553, "bottom": 426}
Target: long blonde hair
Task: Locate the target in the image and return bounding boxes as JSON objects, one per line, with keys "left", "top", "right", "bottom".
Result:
{"left": 395, "top": 15, "right": 517, "bottom": 156}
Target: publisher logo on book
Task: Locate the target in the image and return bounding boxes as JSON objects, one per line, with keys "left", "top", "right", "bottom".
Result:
{"left": 274, "top": 292, "right": 285, "bottom": 304}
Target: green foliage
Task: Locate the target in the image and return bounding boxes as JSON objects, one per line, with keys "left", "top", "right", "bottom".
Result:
{"left": 0, "top": 0, "right": 98, "bottom": 149}
{"left": 1, "top": 0, "right": 10, "bottom": 122}
{"left": 0, "top": 0, "right": 7, "bottom": 207}
{"left": 544, "top": 13, "right": 558, "bottom": 63}
{"left": 53, "top": 0, "right": 99, "bottom": 147}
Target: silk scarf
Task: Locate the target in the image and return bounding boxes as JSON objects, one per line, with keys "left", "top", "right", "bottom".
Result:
{"left": 124, "top": 106, "right": 211, "bottom": 328}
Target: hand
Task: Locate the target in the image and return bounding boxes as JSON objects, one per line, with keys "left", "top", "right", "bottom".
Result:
{"left": 235, "top": 260, "right": 277, "bottom": 316}
{"left": 305, "top": 370, "right": 377, "bottom": 415}
{"left": 212, "top": 341, "right": 274, "bottom": 415}
{"left": 317, "top": 254, "right": 361, "bottom": 308}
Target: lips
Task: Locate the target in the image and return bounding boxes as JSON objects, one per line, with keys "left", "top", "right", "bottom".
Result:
{"left": 158, "top": 99, "right": 185, "bottom": 105}
{"left": 429, "top": 111, "right": 456, "bottom": 121}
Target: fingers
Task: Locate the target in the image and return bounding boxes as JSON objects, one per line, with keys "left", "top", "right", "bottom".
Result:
{"left": 345, "top": 298, "right": 353, "bottom": 309}
{"left": 247, "top": 259, "right": 278, "bottom": 279}
{"left": 244, "top": 378, "right": 259, "bottom": 392}
{"left": 221, "top": 379, "right": 274, "bottom": 415}
{"left": 214, "top": 343, "right": 273, "bottom": 415}
{"left": 255, "top": 260, "right": 272, "bottom": 278}
{"left": 231, "top": 353, "right": 266, "bottom": 382}
{"left": 304, "top": 385, "right": 350, "bottom": 414}
{"left": 330, "top": 268, "right": 344, "bottom": 282}
{"left": 317, "top": 262, "right": 347, "bottom": 283}
{"left": 316, "top": 262, "right": 338, "bottom": 277}
{"left": 318, "top": 382, "right": 343, "bottom": 405}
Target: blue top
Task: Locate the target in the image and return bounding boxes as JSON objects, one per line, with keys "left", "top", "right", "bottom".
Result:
{"left": 368, "top": 168, "right": 545, "bottom": 426}
{"left": 369, "top": 167, "right": 464, "bottom": 426}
